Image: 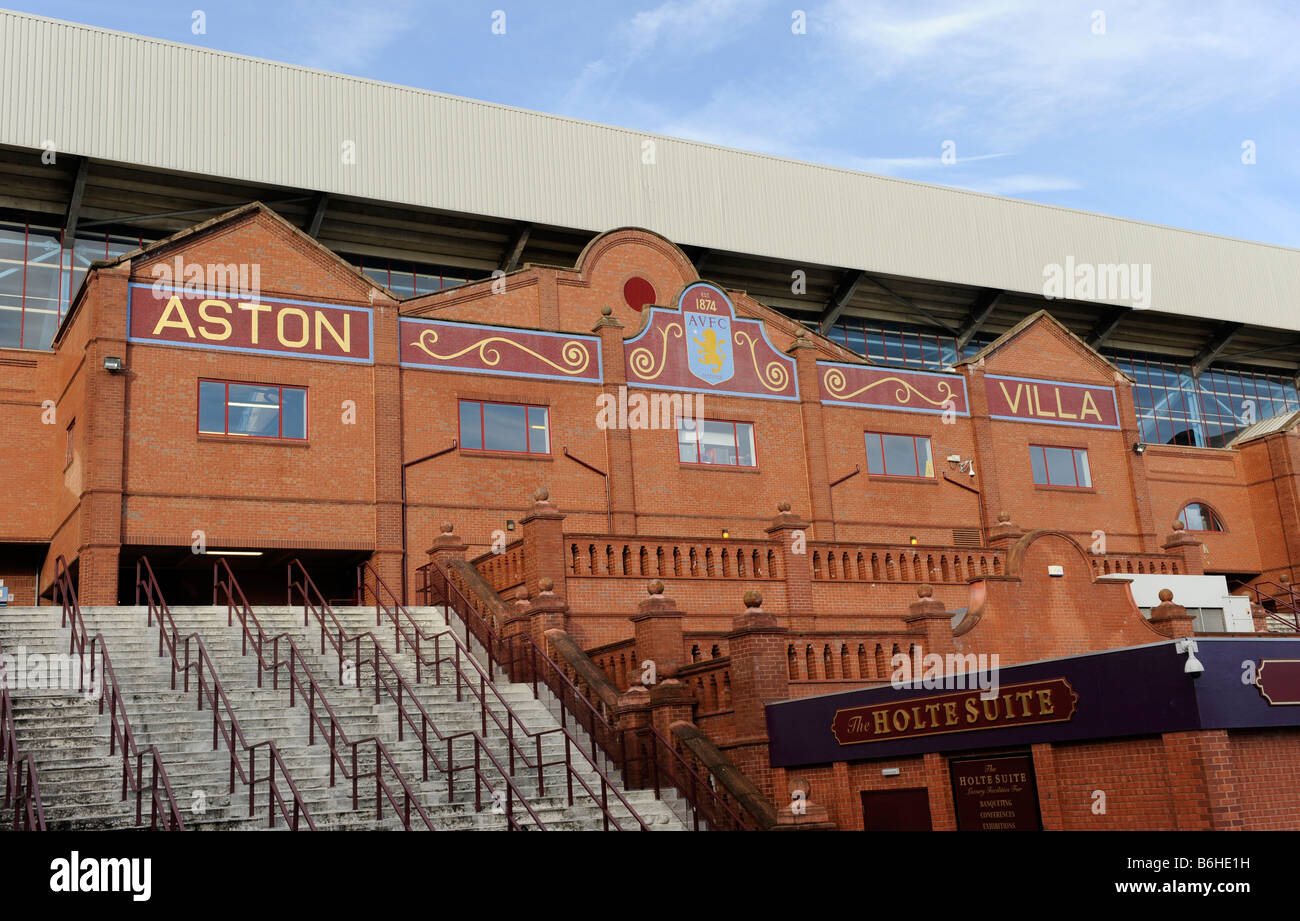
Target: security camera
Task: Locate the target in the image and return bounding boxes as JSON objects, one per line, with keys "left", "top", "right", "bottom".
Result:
{"left": 1175, "top": 637, "right": 1204, "bottom": 677}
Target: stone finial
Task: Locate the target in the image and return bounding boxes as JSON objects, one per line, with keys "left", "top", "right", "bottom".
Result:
{"left": 601, "top": 305, "right": 612, "bottom": 317}
{"left": 647, "top": 579, "right": 665, "bottom": 597}
{"left": 1148, "top": 585, "right": 1193, "bottom": 638}
{"left": 997, "top": 511, "right": 1011, "bottom": 524}
{"left": 535, "top": 487, "right": 550, "bottom": 502}
{"left": 988, "top": 509, "right": 1023, "bottom": 546}
{"left": 1158, "top": 587, "right": 1173, "bottom": 603}
{"left": 538, "top": 577, "right": 554, "bottom": 594}
{"left": 777, "top": 500, "right": 791, "bottom": 513}
{"left": 796, "top": 329, "right": 807, "bottom": 339}
{"left": 789, "top": 775, "right": 812, "bottom": 798}
{"left": 743, "top": 589, "right": 763, "bottom": 610}
{"left": 1172, "top": 520, "right": 1185, "bottom": 532}
{"left": 514, "top": 586, "right": 529, "bottom": 602}
{"left": 917, "top": 583, "right": 934, "bottom": 599}
{"left": 440, "top": 521, "right": 454, "bottom": 534}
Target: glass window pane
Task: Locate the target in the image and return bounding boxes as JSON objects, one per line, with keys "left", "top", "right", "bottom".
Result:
{"left": 865, "top": 433, "right": 884, "bottom": 474}
{"left": 699, "top": 420, "right": 738, "bottom": 465}
{"left": 482, "top": 402, "right": 527, "bottom": 453}
{"left": 199, "top": 381, "right": 226, "bottom": 434}
{"left": 227, "top": 383, "right": 280, "bottom": 437}
{"left": 20, "top": 305, "right": 59, "bottom": 350}
{"left": 281, "top": 387, "right": 307, "bottom": 439}
{"left": 459, "top": 401, "right": 483, "bottom": 450}
{"left": 1043, "top": 446, "right": 1078, "bottom": 487}
{"left": 527, "top": 406, "right": 549, "bottom": 454}
{"left": 1073, "top": 449, "right": 1091, "bottom": 487}
{"left": 1030, "top": 446, "right": 1047, "bottom": 485}
{"left": 881, "top": 434, "right": 919, "bottom": 477}
{"left": 915, "top": 437, "right": 933, "bottom": 477}
{"left": 678, "top": 418, "right": 699, "bottom": 463}
{"left": 735, "top": 423, "right": 755, "bottom": 466}
{"left": 843, "top": 325, "right": 865, "bottom": 355}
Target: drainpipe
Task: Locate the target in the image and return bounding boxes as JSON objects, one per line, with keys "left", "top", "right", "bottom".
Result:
{"left": 943, "top": 471, "right": 987, "bottom": 543}
{"left": 401, "top": 440, "right": 457, "bottom": 605}
{"left": 827, "top": 465, "right": 860, "bottom": 541}
{"left": 562, "top": 447, "right": 611, "bottom": 533}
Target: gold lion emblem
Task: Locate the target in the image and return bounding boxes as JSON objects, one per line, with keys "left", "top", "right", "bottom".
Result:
{"left": 694, "top": 328, "right": 727, "bottom": 373}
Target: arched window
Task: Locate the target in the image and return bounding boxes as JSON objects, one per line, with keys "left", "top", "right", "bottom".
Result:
{"left": 1180, "top": 503, "right": 1225, "bottom": 532}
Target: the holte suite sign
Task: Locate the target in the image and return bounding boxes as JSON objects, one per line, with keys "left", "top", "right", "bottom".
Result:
{"left": 830, "top": 678, "right": 1078, "bottom": 745}
{"left": 127, "top": 284, "right": 374, "bottom": 363}
{"left": 984, "top": 375, "right": 1119, "bottom": 429}
{"left": 949, "top": 753, "right": 1043, "bottom": 831}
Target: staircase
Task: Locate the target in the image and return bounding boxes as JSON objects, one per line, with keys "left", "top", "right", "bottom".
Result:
{"left": 0, "top": 572, "right": 685, "bottom": 830}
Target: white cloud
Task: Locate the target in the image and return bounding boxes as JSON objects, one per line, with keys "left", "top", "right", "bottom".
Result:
{"left": 285, "top": 0, "right": 418, "bottom": 74}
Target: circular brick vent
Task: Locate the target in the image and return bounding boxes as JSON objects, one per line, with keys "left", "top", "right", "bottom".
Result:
{"left": 623, "top": 276, "right": 656, "bottom": 312}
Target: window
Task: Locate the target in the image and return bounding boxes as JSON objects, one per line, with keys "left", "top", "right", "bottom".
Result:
{"left": 65, "top": 419, "right": 75, "bottom": 467}
{"left": 1030, "top": 445, "right": 1091, "bottom": 488}
{"left": 865, "top": 432, "right": 933, "bottom": 478}
{"left": 198, "top": 380, "right": 307, "bottom": 440}
{"left": 459, "top": 400, "right": 549, "bottom": 454}
{"left": 1180, "top": 503, "right": 1225, "bottom": 532}
{"left": 678, "top": 418, "right": 756, "bottom": 467}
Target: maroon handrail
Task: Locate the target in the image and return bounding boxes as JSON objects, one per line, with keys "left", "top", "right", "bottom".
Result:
{"left": 356, "top": 560, "right": 650, "bottom": 830}
{"left": 1243, "top": 580, "right": 1300, "bottom": 631}
{"left": 51, "top": 556, "right": 184, "bottom": 830}
{"left": 418, "top": 557, "right": 753, "bottom": 830}
{"left": 200, "top": 559, "right": 436, "bottom": 830}
{"left": 0, "top": 640, "right": 47, "bottom": 830}
{"left": 279, "top": 559, "right": 550, "bottom": 830}
{"left": 136, "top": 557, "right": 316, "bottom": 830}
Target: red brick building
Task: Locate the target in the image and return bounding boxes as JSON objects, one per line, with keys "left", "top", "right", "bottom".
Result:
{"left": 3, "top": 202, "right": 1299, "bottom": 831}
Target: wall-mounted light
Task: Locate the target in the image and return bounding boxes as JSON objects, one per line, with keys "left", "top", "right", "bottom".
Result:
{"left": 909, "top": 536, "right": 918, "bottom": 546}
{"left": 1048, "top": 565, "right": 1064, "bottom": 577}
{"left": 506, "top": 520, "right": 516, "bottom": 531}
{"left": 881, "top": 767, "right": 900, "bottom": 777}
{"left": 1133, "top": 441, "right": 1147, "bottom": 455}
{"left": 205, "top": 550, "right": 264, "bottom": 557}
{"left": 103, "top": 356, "right": 124, "bottom": 373}
{"left": 721, "top": 529, "right": 731, "bottom": 539}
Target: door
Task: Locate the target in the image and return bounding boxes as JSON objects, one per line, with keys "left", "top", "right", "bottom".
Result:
{"left": 860, "top": 788, "right": 933, "bottom": 831}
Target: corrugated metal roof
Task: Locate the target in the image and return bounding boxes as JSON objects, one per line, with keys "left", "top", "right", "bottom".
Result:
{"left": 4, "top": 9, "right": 1300, "bottom": 330}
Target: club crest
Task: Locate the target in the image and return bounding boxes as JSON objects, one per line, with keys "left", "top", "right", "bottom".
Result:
{"left": 681, "top": 283, "right": 735, "bottom": 386}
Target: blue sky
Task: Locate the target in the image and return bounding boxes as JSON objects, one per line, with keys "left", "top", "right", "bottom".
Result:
{"left": 19, "top": 0, "right": 1300, "bottom": 247}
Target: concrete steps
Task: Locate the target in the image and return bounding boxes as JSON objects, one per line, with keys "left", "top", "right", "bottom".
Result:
{"left": 0, "top": 604, "right": 686, "bottom": 830}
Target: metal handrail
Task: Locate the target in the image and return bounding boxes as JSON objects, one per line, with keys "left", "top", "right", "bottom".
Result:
{"left": 0, "top": 640, "right": 47, "bottom": 830}
{"left": 206, "top": 559, "right": 438, "bottom": 830}
{"left": 1243, "top": 580, "right": 1300, "bottom": 631}
{"left": 280, "top": 559, "right": 548, "bottom": 830}
{"left": 356, "top": 560, "right": 649, "bottom": 830}
{"left": 136, "top": 557, "right": 316, "bottom": 829}
{"left": 419, "top": 557, "right": 754, "bottom": 830}
{"left": 51, "top": 556, "right": 184, "bottom": 830}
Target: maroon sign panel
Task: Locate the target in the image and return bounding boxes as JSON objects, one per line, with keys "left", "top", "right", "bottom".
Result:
{"left": 830, "top": 678, "right": 1079, "bottom": 746}
{"left": 127, "top": 284, "right": 373, "bottom": 363}
{"left": 949, "top": 753, "right": 1043, "bottom": 831}
{"left": 819, "top": 362, "right": 969, "bottom": 416}
{"left": 398, "top": 318, "right": 602, "bottom": 382}
{"left": 1257, "top": 659, "right": 1300, "bottom": 705}
{"left": 624, "top": 282, "right": 798, "bottom": 401}
{"left": 984, "top": 375, "right": 1120, "bottom": 429}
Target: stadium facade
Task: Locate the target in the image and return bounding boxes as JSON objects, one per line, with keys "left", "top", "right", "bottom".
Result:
{"left": 2, "top": 11, "right": 1300, "bottom": 831}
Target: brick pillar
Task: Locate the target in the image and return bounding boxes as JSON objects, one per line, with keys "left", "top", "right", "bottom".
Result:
{"left": 79, "top": 263, "right": 130, "bottom": 604}
{"left": 903, "top": 583, "right": 956, "bottom": 658}
{"left": 1148, "top": 587, "right": 1195, "bottom": 638}
{"left": 985, "top": 510, "right": 1023, "bottom": 549}
{"left": 427, "top": 520, "right": 467, "bottom": 571}
{"left": 1031, "top": 744, "right": 1063, "bottom": 830}
{"left": 1160, "top": 731, "right": 1213, "bottom": 830}
{"left": 1251, "top": 602, "right": 1271, "bottom": 634}
{"left": 613, "top": 686, "right": 655, "bottom": 788}
{"left": 964, "top": 365, "right": 1002, "bottom": 543}
{"left": 592, "top": 307, "right": 637, "bottom": 533}
{"left": 725, "top": 589, "right": 789, "bottom": 803}
{"left": 773, "top": 772, "right": 836, "bottom": 831}
{"left": 1161, "top": 520, "right": 1205, "bottom": 575}
{"left": 766, "top": 501, "right": 812, "bottom": 619}
{"left": 1118, "top": 375, "right": 1162, "bottom": 552}
{"left": 525, "top": 577, "right": 569, "bottom": 649}
{"left": 520, "top": 488, "right": 567, "bottom": 601}
{"left": 788, "top": 332, "right": 833, "bottom": 538}
{"left": 1194, "top": 729, "right": 1244, "bottom": 830}
{"left": 370, "top": 290, "right": 406, "bottom": 599}
{"left": 631, "top": 579, "right": 687, "bottom": 683}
